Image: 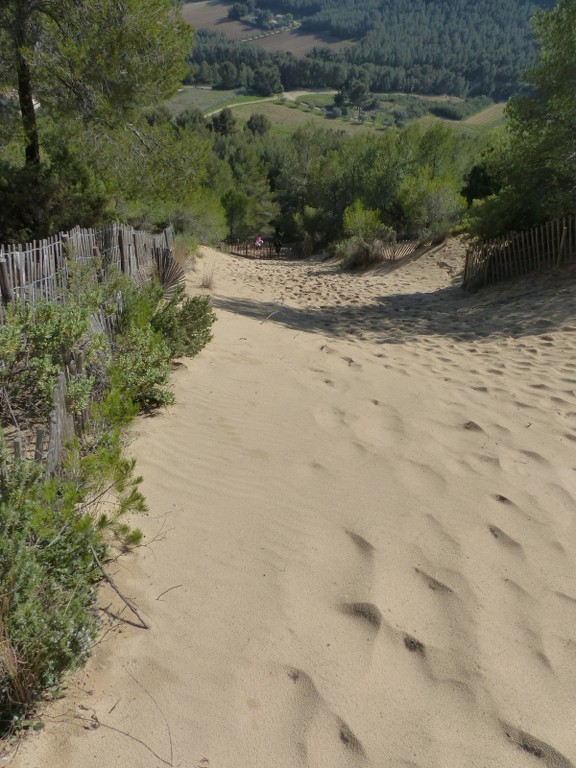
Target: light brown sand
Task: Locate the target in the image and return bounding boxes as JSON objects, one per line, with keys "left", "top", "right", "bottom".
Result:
{"left": 11, "top": 242, "right": 576, "bottom": 767}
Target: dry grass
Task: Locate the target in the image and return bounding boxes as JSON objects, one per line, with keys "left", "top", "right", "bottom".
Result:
{"left": 173, "top": 236, "right": 198, "bottom": 272}
{"left": 200, "top": 262, "right": 215, "bottom": 290}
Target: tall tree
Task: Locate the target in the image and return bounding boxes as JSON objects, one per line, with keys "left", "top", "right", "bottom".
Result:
{"left": 468, "top": 0, "right": 576, "bottom": 238}
{"left": 0, "top": 0, "right": 192, "bottom": 165}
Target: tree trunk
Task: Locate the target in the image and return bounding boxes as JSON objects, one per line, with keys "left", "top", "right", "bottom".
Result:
{"left": 16, "top": 51, "right": 40, "bottom": 165}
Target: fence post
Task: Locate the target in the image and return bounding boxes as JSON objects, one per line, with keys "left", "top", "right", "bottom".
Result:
{"left": 556, "top": 226, "right": 567, "bottom": 268}
{"left": 34, "top": 427, "right": 45, "bottom": 463}
{"left": 118, "top": 228, "right": 128, "bottom": 275}
{"left": 13, "top": 437, "right": 23, "bottom": 460}
{"left": 0, "top": 257, "right": 13, "bottom": 303}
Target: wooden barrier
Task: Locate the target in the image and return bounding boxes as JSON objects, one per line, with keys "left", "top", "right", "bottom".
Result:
{"left": 463, "top": 216, "right": 576, "bottom": 291}
{"left": 227, "top": 238, "right": 422, "bottom": 262}
{"left": 0, "top": 223, "right": 177, "bottom": 323}
{"left": 1, "top": 222, "right": 185, "bottom": 476}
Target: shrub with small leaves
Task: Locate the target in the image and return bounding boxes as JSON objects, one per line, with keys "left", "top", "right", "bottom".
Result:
{"left": 152, "top": 284, "right": 216, "bottom": 359}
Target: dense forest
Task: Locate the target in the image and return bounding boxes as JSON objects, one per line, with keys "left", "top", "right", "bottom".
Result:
{"left": 189, "top": 0, "right": 555, "bottom": 98}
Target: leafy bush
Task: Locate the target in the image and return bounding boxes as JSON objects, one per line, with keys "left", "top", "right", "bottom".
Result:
{"left": 111, "top": 278, "right": 216, "bottom": 409}
{"left": 0, "top": 254, "right": 215, "bottom": 731}
{"left": 152, "top": 284, "right": 216, "bottom": 359}
{"left": 0, "top": 299, "right": 95, "bottom": 424}
{"left": 109, "top": 325, "right": 174, "bottom": 410}
{"left": 337, "top": 236, "right": 396, "bottom": 270}
{"left": 0, "top": 424, "right": 146, "bottom": 729}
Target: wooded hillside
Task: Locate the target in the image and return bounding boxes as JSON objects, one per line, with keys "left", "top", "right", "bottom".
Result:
{"left": 188, "top": 0, "right": 554, "bottom": 98}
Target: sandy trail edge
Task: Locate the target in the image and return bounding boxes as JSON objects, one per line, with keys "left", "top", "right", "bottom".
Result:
{"left": 10, "top": 243, "right": 576, "bottom": 768}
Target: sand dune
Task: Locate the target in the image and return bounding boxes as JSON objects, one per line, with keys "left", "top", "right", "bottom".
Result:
{"left": 10, "top": 241, "right": 576, "bottom": 768}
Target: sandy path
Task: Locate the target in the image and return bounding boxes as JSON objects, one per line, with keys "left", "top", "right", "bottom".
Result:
{"left": 11, "top": 243, "right": 576, "bottom": 767}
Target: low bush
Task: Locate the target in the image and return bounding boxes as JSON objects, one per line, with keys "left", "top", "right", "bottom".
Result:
{"left": 0, "top": 299, "right": 95, "bottom": 424}
{"left": 0, "top": 257, "right": 216, "bottom": 733}
{"left": 152, "top": 284, "right": 216, "bottom": 358}
{"left": 0, "top": 426, "right": 145, "bottom": 730}
{"left": 337, "top": 236, "right": 396, "bottom": 270}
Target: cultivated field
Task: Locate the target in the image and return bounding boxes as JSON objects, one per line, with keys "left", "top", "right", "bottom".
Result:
{"left": 164, "top": 87, "right": 270, "bottom": 116}
{"left": 464, "top": 102, "right": 507, "bottom": 126}
{"left": 181, "top": 0, "right": 352, "bottom": 56}
{"left": 164, "top": 86, "right": 506, "bottom": 139}
{"left": 182, "top": 0, "right": 252, "bottom": 39}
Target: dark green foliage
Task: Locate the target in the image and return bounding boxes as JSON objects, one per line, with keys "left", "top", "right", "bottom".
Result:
{"left": 428, "top": 96, "right": 493, "bottom": 121}
{"left": 0, "top": 259, "right": 215, "bottom": 730}
{"left": 0, "top": 157, "right": 108, "bottom": 243}
{"left": 246, "top": 113, "right": 272, "bottom": 136}
{"left": 0, "top": 299, "right": 94, "bottom": 423}
{"left": 110, "top": 278, "right": 216, "bottom": 409}
{"left": 0, "top": 423, "right": 147, "bottom": 729}
{"left": 466, "top": 0, "right": 576, "bottom": 239}
{"left": 152, "top": 284, "right": 216, "bottom": 359}
{"left": 211, "top": 107, "right": 239, "bottom": 135}
{"left": 252, "top": 65, "right": 282, "bottom": 96}
{"left": 190, "top": 0, "right": 552, "bottom": 99}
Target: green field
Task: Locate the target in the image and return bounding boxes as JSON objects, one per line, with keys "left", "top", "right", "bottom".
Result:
{"left": 164, "top": 87, "right": 271, "bottom": 116}
{"left": 233, "top": 99, "right": 375, "bottom": 136}
{"left": 164, "top": 87, "right": 507, "bottom": 137}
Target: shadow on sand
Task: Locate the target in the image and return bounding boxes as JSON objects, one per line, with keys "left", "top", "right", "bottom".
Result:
{"left": 214, "top": 266, "right": 576, "bottom": 345}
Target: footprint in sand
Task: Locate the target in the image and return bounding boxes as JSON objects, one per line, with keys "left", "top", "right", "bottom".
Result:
{"left": 283, "top": 666, "right": 368, "bottom": 765}
{"left": 501, "top": 722, "right": 574, "bottom": 768}
{"left": 488, "top": 524, "right": 524, "bottom": 555}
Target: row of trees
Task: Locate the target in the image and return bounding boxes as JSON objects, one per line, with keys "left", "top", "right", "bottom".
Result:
{"left": 190, "top": 0, "right": 553, "bottom": 99}
{"left": 158, "top": 103, "right": 483, "bottom": 244}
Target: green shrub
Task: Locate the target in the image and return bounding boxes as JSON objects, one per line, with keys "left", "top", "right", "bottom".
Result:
{"left": 0, "top": 299, "right": 95, "bottom": 424}
{"left": 0, "top": 424, "right": 146, "bottom": 729}
{"left": 109, "top": 324, "right": 174, "bottom": 410}
{"left": 0, "top": 255, "right": 214, "bottom": 732}
{"left": 152, "top": 284, "right": 216, "bottom": 358}
{"left": 337, "top": 236, "right": 396, "bottom": 270}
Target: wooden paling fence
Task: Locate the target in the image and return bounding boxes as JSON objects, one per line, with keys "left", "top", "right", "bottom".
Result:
{"left": 0, "top": 223, "right": 182, "bottom": 323}
{"left": 0, "top": 222, "right": 186, "bottom": 475}
{"left": 463, "top": 216, "right": 576, "bottom": 291}
{"left": 3, "top": 371, "right": 75, "bottom": 478}
{"left": 228, "top": 240, "right": 285, "bottom": 260}
{"left": 228, "top": 238, "right": 421, "bottom": 261}
{"left": 380, "top": 239, "right": 423, "bottom": 260}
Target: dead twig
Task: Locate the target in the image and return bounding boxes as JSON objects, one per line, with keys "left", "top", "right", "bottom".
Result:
{"left": 156, "top": 584, "right": 183, "bottom": 601}
{"left": 77, "top": 710, "right": 172, "bottom": 767}
{"left": 127, "top": 670, "right": 173, "bottom": 767}
{"left": 260, "top": 311, "right": 277, "bottom": 324}
{"left": 90, "top": 546, "right": 149, "bottom": 629}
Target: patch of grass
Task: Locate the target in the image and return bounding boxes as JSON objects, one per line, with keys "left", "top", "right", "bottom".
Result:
{"left": 464, "top": 102, "right": 507, "bottom": 126}
{"left": 173, "top": 234, "right": 198, "bottom": 272}
{"left": 233, "top": 100, "right": 374, "bottom": 137}
{"left": 163, "top": 87, "right": 269, "bottom": 117}
{"left": 295, "top": 93, "right": 336, "bottom": 108}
